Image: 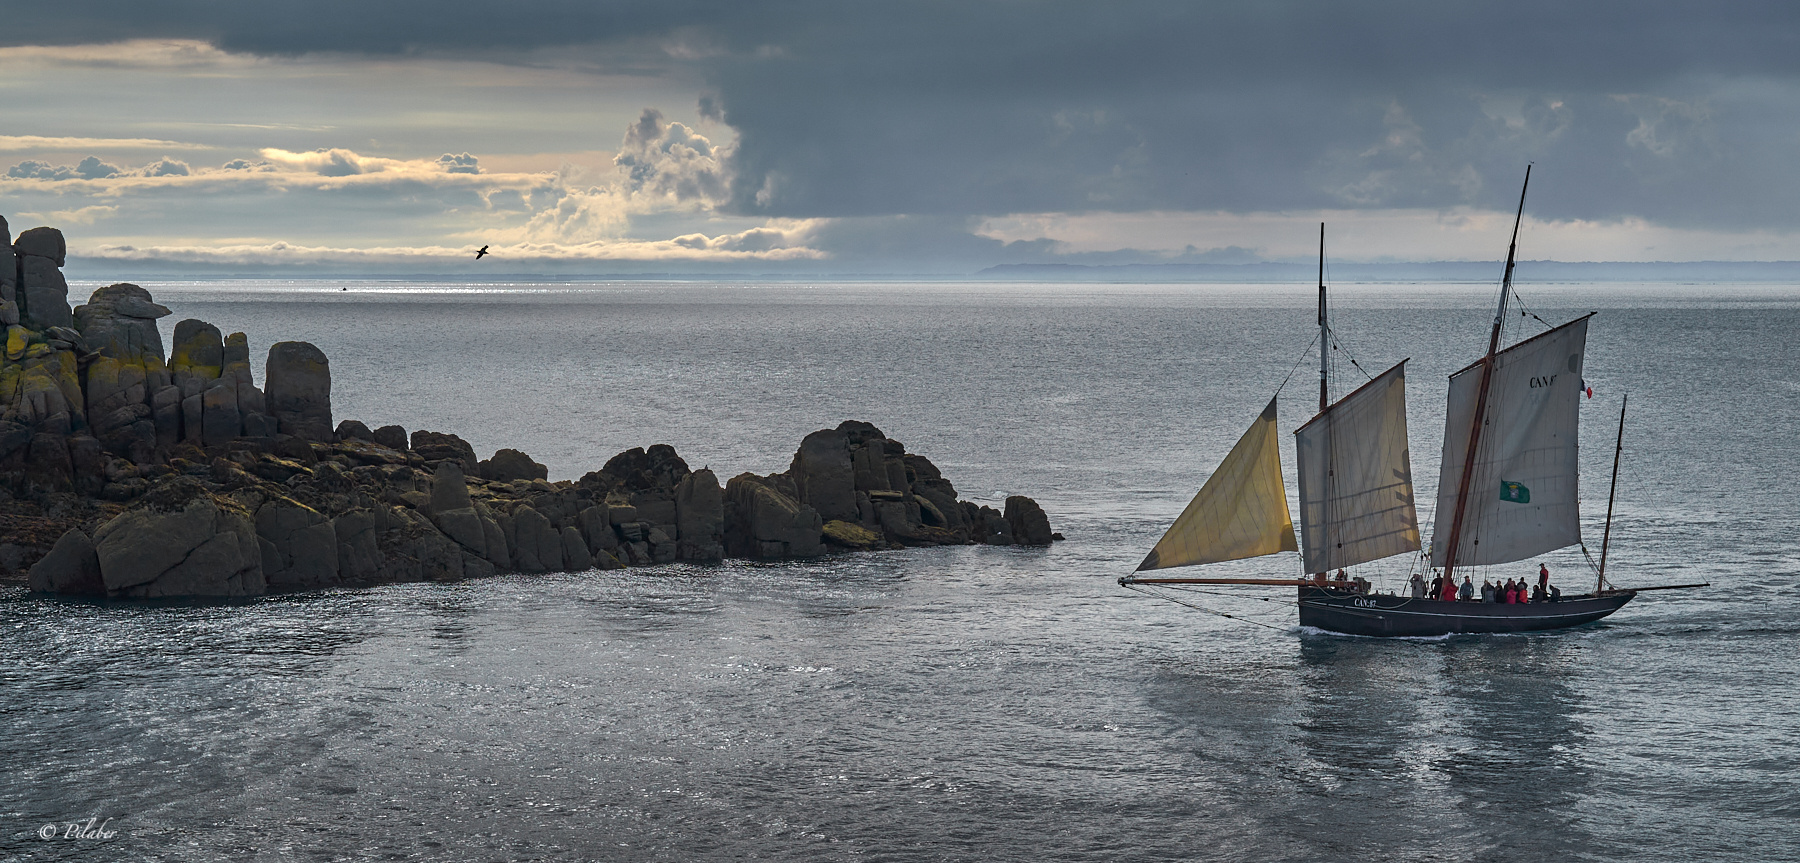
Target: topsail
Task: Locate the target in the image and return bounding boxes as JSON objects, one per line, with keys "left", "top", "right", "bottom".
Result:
{"left": 1295, "top": 361, "right": 1421, "bottom": 573}
{"left": 1137, "top": 398, "right": 1298, "bottom": 571}
{"left": 1431, "top": 315, "right": 1591, "bottom": 568}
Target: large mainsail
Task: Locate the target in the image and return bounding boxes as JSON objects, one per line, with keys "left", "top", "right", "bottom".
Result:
{"left": 1137, "top": 398, "right": 1298, "bottom": 571}
{"left": 1431, "top": 315, "right": 1591, "bottom": 568}
{"left": 1295, "top": 361, "right": 1420, "bottom": 573}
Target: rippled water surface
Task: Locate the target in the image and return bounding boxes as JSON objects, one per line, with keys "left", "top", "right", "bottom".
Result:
{"left": 3, "top": 280, "right": 1796, "bottom": 861}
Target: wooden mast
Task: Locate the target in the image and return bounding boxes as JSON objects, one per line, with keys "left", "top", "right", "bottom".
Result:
{"left": 1314, "top": 223, "right": 1329, "bottom": 580}
{"left": 1441, "top": 165, "right": 1531, "bottom": 581}
{"left": 1597, "top": 393, "right": 1627, "bottom": 594}
{"left": 1319, "top": 222, "right": 1328, "bottom": 415}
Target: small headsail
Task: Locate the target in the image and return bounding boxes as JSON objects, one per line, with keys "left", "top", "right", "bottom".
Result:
{"left": 1138, "top": 398, "right": 1298, "bottom": 571}
{"left": 1431, "top": 315, "right": 1591, "bottom": 568}
{"left": 1294, "top": 361, "right": 1421, "bottom": 573}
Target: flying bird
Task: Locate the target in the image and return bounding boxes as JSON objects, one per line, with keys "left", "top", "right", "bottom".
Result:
{"left": 474, "top": 245, "right": 489, "bottom": 260}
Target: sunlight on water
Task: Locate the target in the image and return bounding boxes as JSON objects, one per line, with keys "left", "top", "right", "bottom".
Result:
{"left": 7, "top": 280, "right": 1796, "bottom": 861}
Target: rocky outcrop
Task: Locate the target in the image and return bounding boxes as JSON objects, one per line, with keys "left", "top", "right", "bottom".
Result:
{"left": 1004, "top": 495, "right": 1055, "bottom": 546}
{"left": 410, "top": 429, "right": 477, "bottom": 472}
{"left": 724, "top": 473, "right": 823, "bottom": 559}
{"left": 2, "top": 217, "right": 1056, "bottom": 599}
{"left": 0, "top": 217, "right": 16, "bottom": 327}
{"left": 265, "top": 341, "right": 331, "bottom": 441}
{"left": 723, "top": 420, "right": 1042, "bottom": 555}
{"left": 77, "top": 283, "right": 173, "bottom": 462}
{"left": 480, "top": 448, "right": 547, "bottom": 482}
{"left": 256, "top": 496, "right": 338, "bottom": 590}
{"left": 27, "top": 528, "right": 103, "bottom": 595}
{"left": 16, "top": 227, "right": 71, "bottom": 330}
{"left": 92, "top": 477, "right": 264, "bottom": 597}
{"left": 674, "top": 468, "right": 724, "bottom": 562}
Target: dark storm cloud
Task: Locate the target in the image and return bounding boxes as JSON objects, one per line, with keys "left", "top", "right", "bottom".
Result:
{"left": 14, "top": 1, "right": 1800, "bottom": 228}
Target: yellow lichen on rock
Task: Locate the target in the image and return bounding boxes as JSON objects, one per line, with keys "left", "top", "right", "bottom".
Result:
{"left": 821, "top": 519, "right": 883, "bottom": 550}
{"left": 5, "top": 326, "right": 25, "bottom": 361}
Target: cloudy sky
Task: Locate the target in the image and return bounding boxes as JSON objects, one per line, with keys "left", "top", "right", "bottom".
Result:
{"left": 3, "top": 1, "right": 1798, "bottom": 273}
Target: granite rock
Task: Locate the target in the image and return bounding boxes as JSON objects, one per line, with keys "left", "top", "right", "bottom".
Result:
{"left": 480, "top": 448, "right": 547, "bottom": 482}
{"left": 92, "top": 477, "right": 265, "bottom": 597}
{"left": 19, "top": 254, "right": 73, "bottom": 329}
{"left": 265, "top": 341, "right": 331, "bottom": 441}
{"left": 410, "top": 429, "right": 477, "bottom": 471}
{"left": 14, "top": 226, "right": 65, "bottom": 265}
{"left": 674, "top": 468, "right": 724, "bottom": 562}
{"left": 372, "top": 424, "right": 408, "bottom": 451}
{"left": 256, "top": 497, "right": 340, "bottom": 590}
{"left": 27, "top": 528, "right": 104, "bottom": 595}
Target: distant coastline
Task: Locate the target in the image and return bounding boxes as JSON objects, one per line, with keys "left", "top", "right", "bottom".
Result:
{"left": 65, "top": 258, "right": 1800, "bottom": 283}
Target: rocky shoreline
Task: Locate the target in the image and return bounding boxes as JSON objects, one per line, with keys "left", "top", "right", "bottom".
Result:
{"left": 0, "top": 217, "right": 1057, "bottom": 599}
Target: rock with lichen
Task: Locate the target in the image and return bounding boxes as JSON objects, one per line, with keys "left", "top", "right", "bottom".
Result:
{"left": 14, "top": 227, "right": 71, "bottom": 329}
{"left": 92, "top": 476, "right": 265, "bottom": 597}
{"left": 0, "top": 212, "right": 1058, "bottom": 596}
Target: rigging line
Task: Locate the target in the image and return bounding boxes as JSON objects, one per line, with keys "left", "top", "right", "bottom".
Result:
{"left": 1327, "top": 331, "right": 1376, "bottom": 384}
{"left": 1273, "top": 330, "right": 1323, "bottom": 398}
{"left": 1159, "top": 583, "right": 1300, "bottom": 607}
{"left": 1121, "top": 584, "right": 1293, "bottom": 631}
{"left": 1509, "top": 288, "right": 1554, "bottom": 330}
{"left": 1579, "top": 541, "right": 1604, "bottom": 577}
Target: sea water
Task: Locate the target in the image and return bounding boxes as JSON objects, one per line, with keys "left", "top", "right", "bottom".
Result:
{"left": 1, "top": 280, "right": 1794, "bottom": 861}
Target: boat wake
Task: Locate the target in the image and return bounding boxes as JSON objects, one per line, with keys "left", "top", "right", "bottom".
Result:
{"left": 1294, "top": 625, "right": 1451, "bottom": 641}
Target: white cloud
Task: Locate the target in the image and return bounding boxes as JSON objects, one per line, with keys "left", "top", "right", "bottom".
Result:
{"left": 9, "top": 154, "right": 196, "bottom": 181}
{"left": 613, "top": 109, "right": 729, "bottom": 206}
{"left": 257, "top": 147, "right": 479, "bottom": 177}
{"left": 436, "top": 153, "right": 480, "bottom": 174}
{"left": 0, "top": 39, "right": 241, "bottom": 69}
{"left": 7, "top": 155, "right": 124, "bottom": 180}
{"left": 0, "top": 135, "right": 211, "bottom": 152}
{"left": 34, "top": 205, "right": 119, "bottom": 226}
{"left": 140, "top": 156, "right": 191, "bottom": 177}
{"left": 84, "top": 232, "right": 826, "bottom": 265}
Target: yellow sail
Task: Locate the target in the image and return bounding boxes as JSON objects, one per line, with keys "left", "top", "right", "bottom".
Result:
{"left": 1137, "top": 398, "right": 1298, "bottom": 571}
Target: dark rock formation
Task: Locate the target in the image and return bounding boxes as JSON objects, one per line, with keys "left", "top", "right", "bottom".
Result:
{"left": 0, "top": 217, "right": 16, "bottom": 327}
{"left": 480, "top": 448, "right": 547, "bottom": 482}
{"left": 410, "top": 429, "right": 477, "bottom": 472}
{"left": 93, "top": 477, "right": 265, "bottom": 597}
{"left": 335, "top": 419, "right": 373, "bottom": 442}
{"left": 1004, "top": 496, "right": 1055, "bottom": 546}
{"left": 2, "top": 217, "right": 1056, "bottom": 598}
{"left": 16, "top": 227, "right": 71, "bottom": 330}
{"left": 372, "top": 424, "right": 408, "bottom": 451}
{"left": 265, "top": 341, "right": 331, "bottom": 441}
{"left": 27, "top": 528, "right": 103, "bottom": 595}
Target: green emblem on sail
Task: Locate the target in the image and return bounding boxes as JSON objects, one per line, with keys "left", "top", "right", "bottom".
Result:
{"left": 1498, "top": 480, "right": 1531, "bottom": 503}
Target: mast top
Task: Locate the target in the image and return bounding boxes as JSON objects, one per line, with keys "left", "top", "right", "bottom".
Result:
{"left": 1441, "top": 166, "right": 1532, "bottom": 580}
{"left": 1318, "top": 222, "right": 1328, "bottom": 414}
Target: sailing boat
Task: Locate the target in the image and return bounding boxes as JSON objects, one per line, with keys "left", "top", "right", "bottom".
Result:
{"left": 1120, "top": 173, "right": 1702, "bottom": 637}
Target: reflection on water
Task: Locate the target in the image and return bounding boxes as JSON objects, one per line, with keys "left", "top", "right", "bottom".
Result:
{"left": 4, "top": 283, "right": 1796, "bottom": 861}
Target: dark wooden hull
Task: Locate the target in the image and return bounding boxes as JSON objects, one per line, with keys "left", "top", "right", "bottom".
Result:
{"left": 1296, "top": 585, "right": 1635, "bottom": 637}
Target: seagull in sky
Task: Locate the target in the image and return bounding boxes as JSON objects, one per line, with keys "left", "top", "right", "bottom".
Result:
{"left": 474, "top": 245, "right": 489, "bottom": 260}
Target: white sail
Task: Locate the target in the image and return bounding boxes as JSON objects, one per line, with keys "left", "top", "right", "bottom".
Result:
{"left": 1431, "top": 316, "right": 1591, "bottom": 568}
{"left": 1295, "top": 361, "right": 1421, "bottom": 573}
{"left": 1137, "top": 398, "right": 1298, "bottom": 571}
